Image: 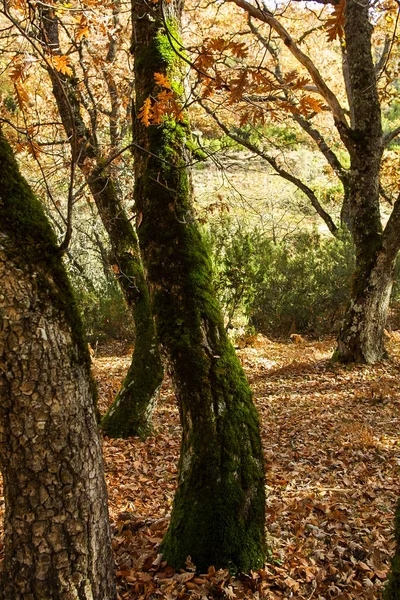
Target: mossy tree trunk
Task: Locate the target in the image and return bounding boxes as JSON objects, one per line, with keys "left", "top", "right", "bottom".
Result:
{"left": 0, "top": 133, "right": 116, "bottom": 599}
{"left": 132, "top": 0, "right": 265, "bottom": 572}
{"left": 384, "top": 499, "right": 400, "bottom": 599}
{"left": 334, "top": 0, "right": 400, "bottom": 363}
{"left": 38, "top": 6, "right": 163, "bottom": 438}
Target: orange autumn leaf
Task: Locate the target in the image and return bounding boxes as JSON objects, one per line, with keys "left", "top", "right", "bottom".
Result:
{"left": 325, "top": 0, "right": 346, "bottom": 41}
{"left": 138, "top": 97, "right": 153, "bottom": 126}
{"left": 154, "top": 72, "right": 172, "bottom": 89}
{"left": 51, "top": 55, "right": 73, "bottom": 77}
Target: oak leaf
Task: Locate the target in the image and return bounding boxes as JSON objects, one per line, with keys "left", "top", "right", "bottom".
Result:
{"left": 325, "top": 0, "right": 346, "bottom": 41}
{"left": 138, "top": 97, "right": 153, "bottom": 127}
{"left": 154, "top": 72, "right": 172, "bottom": 89}
{"left": 51, "top": 55, "right": 73, "bottom": 77}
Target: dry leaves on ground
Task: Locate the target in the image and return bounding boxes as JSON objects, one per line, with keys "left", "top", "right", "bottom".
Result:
{"left": 93, "top": 335, "right": 400, "bottom": 600}
{"left": 0, "top": 335, "right": 398, "bottom": 600}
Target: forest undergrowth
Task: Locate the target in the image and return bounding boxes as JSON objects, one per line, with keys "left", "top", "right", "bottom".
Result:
{"left": 1, "top": 336, "right": 399, "bottom": 599}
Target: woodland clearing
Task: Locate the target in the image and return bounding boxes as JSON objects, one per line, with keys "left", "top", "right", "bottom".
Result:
{"left": 91, "top": 335, "right": 398, "bottom": 599}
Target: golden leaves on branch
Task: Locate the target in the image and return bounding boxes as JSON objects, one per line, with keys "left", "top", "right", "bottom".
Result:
{"left": 138, "top": 98, "right": 153, "bottom": 127}
{"left": 15, "top": 138, "right": 41, "bottom": 159}
{"left": 138, "top": 73, "right": 184, "bottom": 127}
{"left": 49, "top": 54, "right": 73, "bottom": 77}
{"left": 195, "top": 37, "right": 248, "bottom": 71}
{"left": 76, "top": 16, "right": 90, "bottom": 41}
{"left": 9, "top": 57, "right": 32, "bottom": 111}
{"left": 153, "top": 73, "right": 172, "bottom": 89}
{"left": 14, "top": 83, "right": 30, "bottom": 111}
{"left": 298, "top": 95, "right": 326, "bottom": 117}
{"left": 191, "top": 34, "right": 327, "bottom": 125}
{"left": 325, "top": 0, "right": 346, "bottom": 41}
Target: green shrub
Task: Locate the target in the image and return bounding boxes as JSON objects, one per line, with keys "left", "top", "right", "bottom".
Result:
{"left": 205, "top": 218, "right": 260, "bottom": 329}
{"left": 249, "top": 230, "right": 355, "bottom": 336}
{"left": 207, "top": 220, "right": 356, "bottom": 337}
{"left": 69, "top": 268, "right": 134, "bottom": 342}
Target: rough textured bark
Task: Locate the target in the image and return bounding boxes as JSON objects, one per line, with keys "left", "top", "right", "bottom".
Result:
{"left": 384, "top": 499, "right": 400, "bottom": 599}
{"left": 39, "top": 7, "right": 163, "bottom": 437}
{"left": 336, "top": 250, "right": 396, "bottom": 363}
{"left": 132, "top": 0, "right": 265, "bottom": 572}
{"left": 0, "top": 134, "right": 116, "bottom": 599}
{"left": 334, "top": 0, "right": 400, "bottom": 363}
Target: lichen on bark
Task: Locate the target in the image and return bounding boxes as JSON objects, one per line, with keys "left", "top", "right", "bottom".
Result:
{"left": 132, "top": 0, "right": 265, "bottom": 572}
{"left": 0, "top": 133, "right": 116, "bottom": 599}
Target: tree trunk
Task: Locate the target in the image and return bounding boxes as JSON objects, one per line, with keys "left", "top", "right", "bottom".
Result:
{"left": 132, "top": 0, "right": 265, "bottom": 572}
{"left": 384, "top": 499, "right": 400, "bottom": 599}
{"left": 0, "top": 134, "right": 116, "bottom": 599}
{"left": 335, "top": 0, "right": 395, "bottom": 363}
{"left": 84, "top": 168, "right": 164, "bottom": 439}
{"left": 39, "top": 7, "right": 163, "bottom": 438}
{"left": 336, "top": 248, "right": 395, "bottom": 363}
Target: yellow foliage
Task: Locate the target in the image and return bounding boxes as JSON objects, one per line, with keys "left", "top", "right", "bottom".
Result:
{"left": 138, "top": 97, "right": 153, "bottom": 127}
{"left": 51, "top": 55, "right": 73, "bottom": 77}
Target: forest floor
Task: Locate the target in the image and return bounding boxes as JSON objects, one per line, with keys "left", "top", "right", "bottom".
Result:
{"left": 94, "top": 335, "right": 400, "bottom": 600}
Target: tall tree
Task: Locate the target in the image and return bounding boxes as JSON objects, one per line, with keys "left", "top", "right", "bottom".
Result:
{"left": 0, "top": 132, "right": 116, "bottom": 599}
{"left": 33, "top": 3, "right": 164, "bottom": 437}
{"left": 191, "top": 0, "right": 400, "bottom": 363}
{"left": 132, "top": 0, "right": 265, "bottom": 572}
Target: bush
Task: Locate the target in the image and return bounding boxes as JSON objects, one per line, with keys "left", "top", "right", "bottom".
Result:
{"left": 68, "top": 266, "right": 134, "bottom": 342}
{"left": 249, "top": 230, "right": 355, "bottom": 336}
{"left": 205, "top": 218, "right": 260, "bottom": 329}
{"left": 207, "top": 220, "right": 356, "bottom": 337}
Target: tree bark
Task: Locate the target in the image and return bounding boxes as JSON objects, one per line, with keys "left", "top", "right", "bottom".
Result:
{"left": 336, "top": 248, "right": 396, "bottom": 363}
{"left": 39, "top": 7, "right": 163, "bottom": 437}
{"left": 384, "top": 499, "right": 400, "bottom": 599}
{"left": 132, "top": 0, "right": 265, "bottom": 572}
{"left": 0, "top": 134, "right": 116, "bottom": 599}
{"left": 335, "top": 0, "right": 400, "bottom": 363}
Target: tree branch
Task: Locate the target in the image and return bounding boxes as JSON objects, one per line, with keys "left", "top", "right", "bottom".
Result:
{"left": 383, "top": 126, "right": 400, "bottom": 148}
{"left": 227, "top": 0, "right": 349, "bottom": 132}
{"left": 200, "top": 99, "right": 339, "bottom": 235}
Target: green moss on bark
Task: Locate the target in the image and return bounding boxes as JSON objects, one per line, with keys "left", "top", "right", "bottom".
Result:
{"left": 86, "top": 161, "right": 165, "bottom": 439}
{"left": 132, "top": 0, "right": 265, "bottom": 572}
{"left": 101, "top": 271, "right": 163, "bottom": 438}
{"left": 0, "top": 133, "right": 90, "bottom": 371}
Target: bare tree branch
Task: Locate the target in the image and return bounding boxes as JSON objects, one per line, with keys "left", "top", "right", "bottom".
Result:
{"left": 200, "top": 99, "right": 339, "bottom": 235}
{"left": 383, "top": 125, "right": 400, "bottom": 148}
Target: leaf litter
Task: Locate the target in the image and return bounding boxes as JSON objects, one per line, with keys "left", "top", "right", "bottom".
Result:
{"left": 0, "top": 335, "right": 399, "bottom": 599}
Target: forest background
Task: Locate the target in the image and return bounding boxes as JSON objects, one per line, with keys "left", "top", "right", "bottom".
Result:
{"left": 0, "top": 0, "right": 399, "bottom": 346}
{"left": 1, "top": 0, "right": 400, "bottom": 597}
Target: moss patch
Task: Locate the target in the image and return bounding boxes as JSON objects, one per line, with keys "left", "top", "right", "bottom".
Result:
{"left": 0, "top": 133, "right": 90, "bottom": 370}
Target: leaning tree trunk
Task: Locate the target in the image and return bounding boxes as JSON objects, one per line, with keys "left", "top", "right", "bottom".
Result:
{"left": 132, "top": 0, "right": 265, "bottom": 572}
{"left": 85, "top": 167, "right": 163, "bottom": 439}
{"left": 384, "top": 499, "right": 400, "bottom": 600}
{"left": 39, "top": 6, "right": 163, "bottom": 438}
{"left": 0, "top": 134, "right": 116, "bottom": 599}
{"left": 335, "top": 0, "right": 397, "bottom": 363}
